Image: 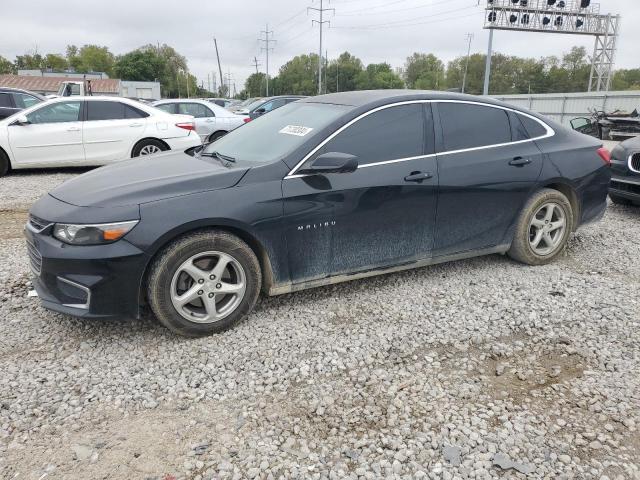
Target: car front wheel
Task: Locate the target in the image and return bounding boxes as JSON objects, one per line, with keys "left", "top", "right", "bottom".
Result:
{"left": 147, "top": 231, "right": 262, "bottom": 337}
{"left": 508, "top": 188, "right": 574, "bottom": 266}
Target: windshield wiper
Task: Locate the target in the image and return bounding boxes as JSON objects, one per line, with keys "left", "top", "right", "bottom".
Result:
{"left": 200, "top": 150, "right": 236, "bottom": 163}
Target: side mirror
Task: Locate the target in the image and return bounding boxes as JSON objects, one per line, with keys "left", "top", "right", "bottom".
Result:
{"left": 255, "top": 108, "right": 266, "bottom": 114}
{"left": 13, "top": 115, "right": 29, "bottom": 125}
{"left": 298, "top": 152, "right": 359, "bottom": 175}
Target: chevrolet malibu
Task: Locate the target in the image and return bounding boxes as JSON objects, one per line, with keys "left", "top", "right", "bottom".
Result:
{"left": 25, "top": 91, "right": 611, "bottom": 337}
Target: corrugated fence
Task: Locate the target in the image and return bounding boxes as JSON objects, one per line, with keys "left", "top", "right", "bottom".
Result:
{"left": 490, "top": 91, "right": 640, "bottom": 126}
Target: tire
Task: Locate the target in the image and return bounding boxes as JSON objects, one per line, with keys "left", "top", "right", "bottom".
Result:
{"left": 132, "top": 139, "right": 167, "bottom": 157}
{"left": 207, "top": 131, "right": 227, "bottom": 143}
{"left": 0, "top": 149, "right": 10, "bottom": 177}
{"left": 609, "top": 193, "right": 631, "bottom": 206}
{"left": 508, "top": 188, "right": 574, "bottom": 266}
{"left": 147, "top": 230, "right": 261, "bottom": 337}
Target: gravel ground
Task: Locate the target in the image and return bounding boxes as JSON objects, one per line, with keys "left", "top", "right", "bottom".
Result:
{"left": 1, "top": 168, "right": 639, "bottom": 480}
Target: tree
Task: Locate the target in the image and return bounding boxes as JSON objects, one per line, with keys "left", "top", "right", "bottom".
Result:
{"left": 244, "top": 72, "right": 267, "bottom": 97}
{"left": 15, "top": 53, "right": 45, "bottom": 70}
{"left": 276, "top": 53, "right": 319, "bottom": 95}
{"left": 404, "top": 53, "right": 445, "bottom": 90}
{"left": 325, "top": 52, "right": 364, "bottom": 93}
{"left": 613, "top": 69, "right": 640, "bottom": 90}
{"left": 0, "top": 56, "right": 14, "bottom": 74}
{"left": 66, "top": 44, "right": 115, "bottom": 76}
{"left": 355, "top": 63, "right": 404, "bottom": 90}
{"left": 44, "top": 54, "right": 68, "bottom": 70}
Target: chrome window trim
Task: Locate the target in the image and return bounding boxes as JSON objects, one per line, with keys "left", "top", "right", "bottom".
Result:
{"left": 629, "top": 152, "right": 640, "bottom": 174}
{"left": 57, "top": 276, "right": 91, "bottom": 310}
{"left": 284, "top": 99, "right": 555, "bottom": 179}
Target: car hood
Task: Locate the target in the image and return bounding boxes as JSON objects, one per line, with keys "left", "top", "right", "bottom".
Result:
{"left": 50, "top": 150, "right": 249, "bottom": 208}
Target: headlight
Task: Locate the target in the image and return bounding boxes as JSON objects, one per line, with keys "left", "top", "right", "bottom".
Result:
{"left": 53, "top": 220, "right": 139, "bottom": 245}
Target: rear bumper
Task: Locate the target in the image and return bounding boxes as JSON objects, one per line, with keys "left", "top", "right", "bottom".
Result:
{"left": 25, "top": 223, "right": 148, "bottom": 319}
{"left": 164, "top": 132, "right": 202, "bottom": 151}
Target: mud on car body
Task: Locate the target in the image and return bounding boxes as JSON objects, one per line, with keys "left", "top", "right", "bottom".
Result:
{"left": 26, "top": 90, "right": 611, "bottom": 337}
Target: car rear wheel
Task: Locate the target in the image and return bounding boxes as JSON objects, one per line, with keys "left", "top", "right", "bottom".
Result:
{"left": 508, "top": 188, "right": 573, "bottom": 266}
{"left": 207, "top": 131, "right": 227, "bottom": 143}
{"left": 147, "top": 231, "right": 261, "bottom": 337}
{"left": 132, "top": 139, "right": 167, "bottom": 157}
{"left": 609, "top": 193, "right": 632, "bottom": 206}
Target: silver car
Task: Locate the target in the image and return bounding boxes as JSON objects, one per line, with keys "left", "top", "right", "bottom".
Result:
{"left": 152, "top": 99, "right": 247, "bottom": 143}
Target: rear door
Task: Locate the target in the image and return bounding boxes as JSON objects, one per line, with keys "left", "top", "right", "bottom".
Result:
{"left": 432, "top": 101, "right": 544, "bottom": 257}
{"left": 82, "top": 100, "right": 149, "bottom": 164}
{"left": 177, "top": 102, "right": 213, "bottom": 141}
{"left": 8, "top": 100, "right": 85, "bottom": 167}
{"left": 283, "top": 103, "right": 439, "bottom": 283}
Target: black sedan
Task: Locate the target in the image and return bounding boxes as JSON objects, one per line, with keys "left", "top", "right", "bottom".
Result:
{"left": 609, "top": 136, "right": 640, "bottom": 206}
{"left": 242, "top": 95, "right": 307, "bottom": 121}
{"left": 26, "top": 90, "right": 611, "bottom": 337}
{"left": 0, "top": 87, "right": 45, "bottom": 120}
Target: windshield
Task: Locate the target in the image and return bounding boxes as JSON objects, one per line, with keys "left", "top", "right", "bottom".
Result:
{"left": 202, "top": 102, "right": 350, "bottom": 164}
{"left": 240, "top": 97, "right": 260, "bottom": 107}
{"left": 245, "top": 99, "right": 267, "bottom": 111}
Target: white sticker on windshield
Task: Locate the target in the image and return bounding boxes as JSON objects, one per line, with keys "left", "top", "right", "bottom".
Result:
{"left": 279, "top": 125, "right": 314, "bottom": 137}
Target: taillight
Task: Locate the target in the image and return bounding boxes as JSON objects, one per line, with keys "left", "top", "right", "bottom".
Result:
{"left": 243, "top": 117, "right": 251, "bottom": 123}
{"left": 176, "top": 122, "right": 195, "bottom": 131}
{"left": 597, "top": 147, "right": 611, "bottom": 166}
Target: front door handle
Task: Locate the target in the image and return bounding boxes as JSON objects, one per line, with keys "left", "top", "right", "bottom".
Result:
{"left": 67, "top": 126, "right": 80, "bottom": 132}
{"left": 509, "top": 157, "right": 532, "bottom": 167}
{"left": 404, "top": 171, "right": 433, "bottom": 183}
{"left": 129, "top": 123, "right": 143, "bottom": 127}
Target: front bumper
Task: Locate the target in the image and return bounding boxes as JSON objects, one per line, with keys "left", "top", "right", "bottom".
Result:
{"left": 610, "top": 176, "right": 640, "bottom": 202}
{"left": 164, "top": 132, "right": 202, "bottom": 151}
{"left": 25, "top": 222, "right": 148, "bottom": 319}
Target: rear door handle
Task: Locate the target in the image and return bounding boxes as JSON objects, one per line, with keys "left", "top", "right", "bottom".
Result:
{"left": 129, "top": 123, "right": 143, "bottom": 127}
{"left": 404, "top": 171, "right": 433, "bottom": 183}
{"left": 67, "top": 126, "right": 80, "bottom": 132}
{"left": 509, "top": 157, "right": 532, "bottom": 167}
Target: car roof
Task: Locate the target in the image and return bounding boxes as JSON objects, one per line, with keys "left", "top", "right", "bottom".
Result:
{"left": 0, "top": 87, "right": 46, "bottom": 98}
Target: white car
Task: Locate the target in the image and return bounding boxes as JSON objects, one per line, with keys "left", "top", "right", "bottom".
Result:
{"left": 152, "top": 99, "right": 248, "bottom": 143}
{"left": 0, "top": 96, "right": 201, "bottom": 176}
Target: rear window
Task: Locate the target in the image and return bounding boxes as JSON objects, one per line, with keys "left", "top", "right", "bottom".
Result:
{"left": 517, "top": 113, "right": 547, "bottom": 139}
{"left": 438, "top": 102, "right": 512, "bottom": 151}
{"left": 0, "top": 93, "right": 12, "bottom": 108}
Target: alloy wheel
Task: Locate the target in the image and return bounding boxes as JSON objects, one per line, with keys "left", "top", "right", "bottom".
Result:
{"left": 528, "top": 202, "right": 567, "bottom": 256}
{"left": 139, "top": 144, "right": 162, "bottom": 155}
{"left": 170, "top": 251, "right": 246, "bottom": 323}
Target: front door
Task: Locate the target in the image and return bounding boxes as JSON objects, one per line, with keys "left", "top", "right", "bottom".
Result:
{"left": 177, "top": 102, "right": 213, "bottom": 141}
{"left": 8, "top": 100, "right": 84, "bottom": 167}
{"left": 432, "top": 101, "right": 544, "bottom": 257}
{"left": 282, "top": 103, "right": 439, "bottom": 284}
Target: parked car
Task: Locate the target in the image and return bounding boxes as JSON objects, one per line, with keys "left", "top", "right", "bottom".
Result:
{"left": 0, "top": 88, "right": 46, "bottom": 120}
{"left": 204, "top": 98, "right": 235, "bottom": 109}
{"left": 609, "top": 136, "right": 640, "bottom": 206}
{"left": 239, "top": 95, "right": 307, "bottom": 121}
{"left": 571, "top": 109, "right": 640, "bottom": 140}
{"left": 229, "top": 97, "right": 264, "bottom": 113}
{"left": 26, "top": 91, "right": 610, "bottom": 337}
{"left": 0, "top": 96, "right": 200, "bottom": 176}
{"left": 153, "top": 99, "right": 247, "bottom": 143}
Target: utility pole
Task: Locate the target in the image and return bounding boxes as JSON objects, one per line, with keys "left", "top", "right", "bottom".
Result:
{"left": 251, "top": 56, "right": 261, "bottom": 74}
{"left": 207, "top": 73, "right": 211, "bottom": 95}
{"left": 483, "top": 29, "right": 494, "bottom": 96}
{"left": 214, "top": 38, "right": 224, "bottom": 97}
{"left": 461, "top": 33, "right": 474, "bottom": 94}
{"left": 309, "top": 0, "right": 334, "bottom": 95}
{"left": 259, "top": 24, "right": 275, "bottom": 96}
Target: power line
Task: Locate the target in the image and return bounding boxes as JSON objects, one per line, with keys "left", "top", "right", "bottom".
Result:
{"left": 309, "top": 0, "right": 335, "bottom": 95}
{"left": 336, "top": 0, "right": 468, "bottom": 16}
{"left": 462, "top": 33, "right": 474, "bottom": 93}
{"left": 331, "top": 5, "right": 481, "bottom": 30}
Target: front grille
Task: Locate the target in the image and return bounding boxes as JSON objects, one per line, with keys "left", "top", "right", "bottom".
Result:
{"left": 630, "top": 153, "right": 640, "bottom": 173}
{"left": 610, "top": 180, "right": 640, "bottom": 195}
{"left": 29, "top": 214, "right": 50, "bottom": 232}
{"left": 26, "top": 238, "right": 42, "bottom": 276}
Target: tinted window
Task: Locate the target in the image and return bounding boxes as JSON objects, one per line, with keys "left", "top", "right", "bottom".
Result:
{"left": 0, "top": 93, "right": 12, "bottom": 108}
{"left": 27, "top": 102, "right": 81, "bottom": 124}
{"left": 439, "top": 103, "right": 512, "bottom": 151}
{"left": 178, "top": 103, "right": 210, "bottom": 118}
{"left": 125, "top": 105, "right": 149, "bottom": 118}
{"left": 156, "top": 103, "right": 176, "bottom": 114}
{"left": 518, "top": 113, "right": 547, "bottom": 138}
{"left": 13, "top": 93, "right": 41, "bottom": 109}
{"left": 87, "top": 101, "right": 127, "bottom": 121}
{"left": 320, "top": 104, "right": 425, "bottom": 165}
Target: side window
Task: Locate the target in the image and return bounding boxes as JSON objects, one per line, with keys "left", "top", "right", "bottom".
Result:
{"left": 26, "top": 102, "right": 81, "bottom": 124}
{"left": 86, "top": 101, "right": 127, "bottom": 121}
{"left": 125, "top": 105, "right": 149, "bottom": 119}
{"left": 319, "top": 104, "right": 425, "bottom": 166}
{"left": 517, "top": 113, "right": 547, "bottom": 139}
{"left": 156, "top": 103, "right": 176, "bottom": 114}
{"left": 178, "top": 103, "right": 209, "bottom": 118}
{"left": 13, "top": 93, "right": 41, "bottom": 109}
{"left": 258, "top": 101, "right": 274, "bottom": 112}
{"left": 438, "top": 103, "right": 512, "bottom": 151}
{"left": 0, "top": 93, "right": 12, "bottom": 108}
